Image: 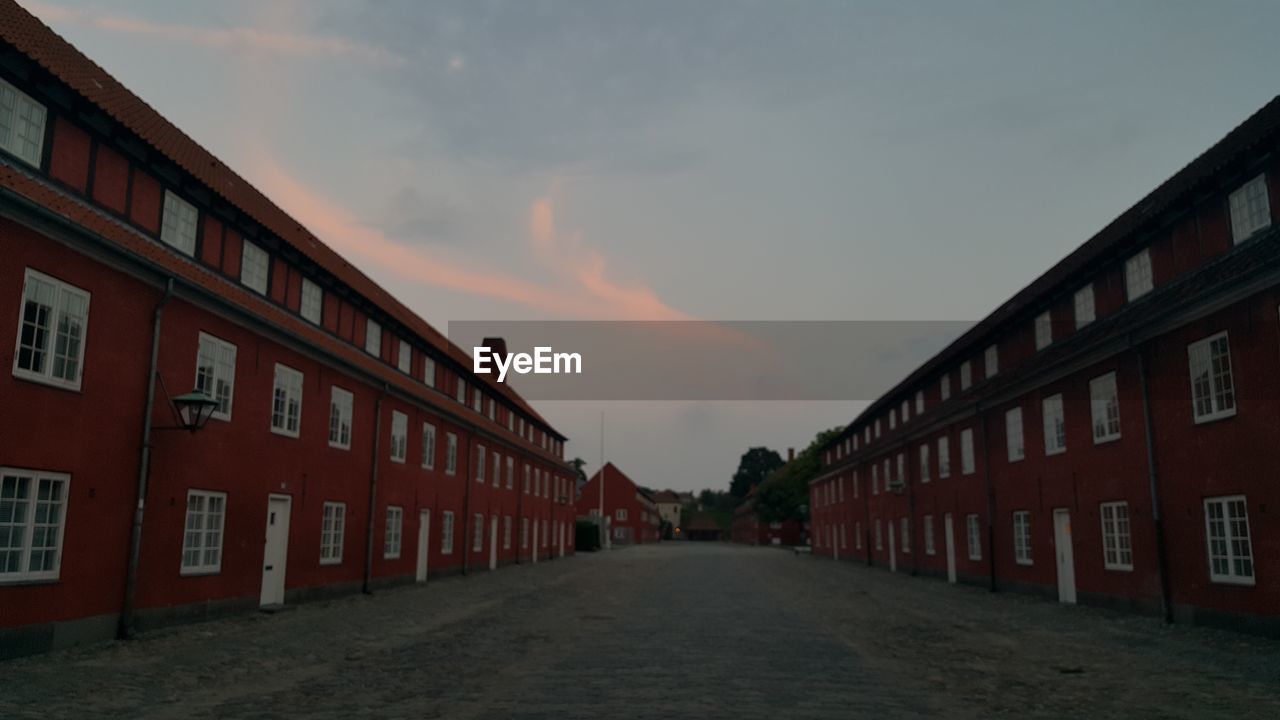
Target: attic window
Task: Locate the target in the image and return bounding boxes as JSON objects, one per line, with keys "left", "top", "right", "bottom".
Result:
{"left": 0, "top": 78, "right": 47, "bottom": 167}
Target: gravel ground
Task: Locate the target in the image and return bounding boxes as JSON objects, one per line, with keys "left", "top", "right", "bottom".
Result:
{"left": 1, "top": 543, "right": 1277, "bottom": 719}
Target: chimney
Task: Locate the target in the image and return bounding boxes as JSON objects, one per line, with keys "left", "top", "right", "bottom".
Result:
{"left": 480, "top": 336, "right": 509, "bottom": 369}
{"left": 788, "top": 447, "right": 795, "bottom": 462}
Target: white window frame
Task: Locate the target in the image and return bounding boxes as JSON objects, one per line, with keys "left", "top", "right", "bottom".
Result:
{"left": 364, "top": 319, "right": 382, "bottom": 356}
{"left": 915, "top": 390, "right": 925, "bottom": 415}
{"left": 889, "top": 408, "right": 896, "bottom": 430}
{"left": 320, "top": 502, "right": 346, "bottom": 565}
{"left": 0, "top": 468, "right": 69, "bottom": 583}
{"left": 960, "top": 428, "right": 975, "bottom": 475}
{"left": 476, "top": 444, "right": 486, "bottom": 483}
{"left": 270, "top": 363, "right": 304, "bottom": 438}
{"left": 195, "top": 332, "right": 237, "bottom": 421}
{"left": 423, "top": 356, "right": 436, "bottom": 388}
{"left": 13, "top": 268, "right": 91, "bottom": 391}
{"left": 160, "top": 190, "right": 198, "bottom": 257}
{"left": 300, "top": 277, "right": 323, "bottom": 325}
{"left": 506, "top": 456, "right": 514, "bottom": 489}
{"left": 940, "top": 374, "right": 951, "bottom": 401}
{"left": 960, "top": 361, "right": 972, "bottom": 391}
{"left": 1204, "top": 495, "right": 1253, "bottom": 585}
{"left": 1012, "top": 511, "right": 1032, "bottom": 565}
{"left": 384, "top": 506, "right": 403, "bottom": 559}
{"left": 440, "top": 511, "right": 455, "bottom": 555}
{"left": 422, "top": 422, "right": 437, "bottom": 470}
{"left": 919, "top": 444, "right": 930, "bottom": 483}
{"left": 445, "top": 433, "right": 458, "bottom": 475}
{"left": 0, "top": 77, "right": 48, "bottom": 166}
{"left": 180, "top": 489, "right": 226, "bottom": 575}
{"left": 1229, "top": 174, "right": 1270, "bottom": 243}
{"left": 456, "top": 378, "right": 467, "bottom": 405}
{"left": 984, "top": 345, "right": 998, "bottom": 378}
{"left": 1005, "top": 406, "right": 1024, "bottom": 462}
{"left": 901, "top": 399, "right": 910, "bottom": 424}
{"left": 1099, "top": 501, "right": 1133, "bottom": 571}
{"left": 1187, "top": 332, "right": 1236, "bottom": 423}
{"left": 491, "top": 450, "right": 500, "bottom": 487}
{"left": 1125, "top": 249, "right": 1153, "bottom": 301}
{"left": 1042, "top": 394, "right": 1066, "bottom": 456}
{"left": 617, "top": 508, "right": 628, "bottom": 521}
{"left": 390, "top": 410, "right": 408, "bottom": 463}
{"left": 1074, "top": 284, "right": 1095, "bottom": 329}
{"left": 938, "top": 436, "right": 951, "bottom": 479}
{"left": 240, "top": 240, "right": 269, "bottom": 295}
{"left": 328, "top": 386, "right": 353, "bottom": 450}
{"left": 397, "top": 340, "right": 412, "bottom": 374}
{"left": 1034, "top": 311, "right": 1052, "bottom": 350}
{"left": 1090, "top": 372, "right": 1122, "bottom": 443}
{"left": 966, "top": 514, "right": 981, "bottom": 561}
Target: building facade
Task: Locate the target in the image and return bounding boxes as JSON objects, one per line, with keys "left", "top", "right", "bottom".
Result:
{"left": 652, "top": 490, "right": 682, "bottom": 538}
{"left": 810, "top": 97, "right": 1280, "bottom": 636}
{"left": 0, "top": 3, "right": 576, "bottom": 659}
{"left": 576, "top": 463, "right": 660, "bottom": 545}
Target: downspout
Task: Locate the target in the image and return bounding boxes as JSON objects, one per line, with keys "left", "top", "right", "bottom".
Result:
{"left": 979, "top": 404, "right": 997, "bottom": 592}
{"left": 119, "top": 277, "right": 174, "bottom": 639}
{"left": 363, "top": 385, "right": 386, "bottom": 595}
{"left": 1136, "top": 338, "right": 1174, "bottom": 623}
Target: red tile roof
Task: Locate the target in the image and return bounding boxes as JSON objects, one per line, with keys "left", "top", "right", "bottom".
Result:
{"left": 0, "top": 0, "right": 562, "bottom": 440}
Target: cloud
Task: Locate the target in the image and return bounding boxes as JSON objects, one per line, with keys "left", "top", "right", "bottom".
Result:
{"left": 22, "top": 0, "right": 403, "bottom": 65}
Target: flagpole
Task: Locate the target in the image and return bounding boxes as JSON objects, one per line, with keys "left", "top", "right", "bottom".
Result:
{"left": 599, "top": 410, "right": 607, "bottom": 549}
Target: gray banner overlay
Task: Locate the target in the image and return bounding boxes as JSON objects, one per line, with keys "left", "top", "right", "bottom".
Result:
{"left": 448, "top": 321, "right": 974, "bottom": 400}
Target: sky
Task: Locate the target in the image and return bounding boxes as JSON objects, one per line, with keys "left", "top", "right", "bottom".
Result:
{"left": 23, "top": 0, "right": 1280, "bottom": 492}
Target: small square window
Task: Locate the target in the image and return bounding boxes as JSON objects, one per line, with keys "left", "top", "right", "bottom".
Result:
{"left": 240, "top": 241, "right": 269, "bottom": 295}
{"left": 1125, "top": 249, "right": 1153, "bottom": 301}
{"left": 300, "top": 278, "right": 322, "bottom": 325}
{"left": 161, "top": 191, "right": 198, "bottom": 256}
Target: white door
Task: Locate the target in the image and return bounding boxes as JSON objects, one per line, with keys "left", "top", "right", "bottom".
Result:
{"left": 489, "top": 515, "right": 498, "bottom": 570}
{"left": 944, "top": 513, "right": 957, "bottom": 584}
{"left": 416, "top": 509, "right": 430, "bottom": 582}
{"left": 1054, "top": 509, "right": 1077, "bottom": 604}
{"left": 888, "top": 520, "right": 897, "bottom": 573}
{"left": 260, "top": 495, "right": 291, "bottom": 606}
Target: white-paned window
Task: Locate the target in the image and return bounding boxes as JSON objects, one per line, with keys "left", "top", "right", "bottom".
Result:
{"left": 300, "top": 277, "right": 322, "bottom": 325}
{"left": 1204, "top": 495, "right": 1253, "bottom": 585}
{"left": 915, "top": 390, "right": 924, "bottom": 415}
{"left": 422, "top": 423, "right": 437, "bottom": 469}
{"left": 472, "top": 514, "right": 484, "bottom": 552}
{"left": 938, "top": 436, "right": 951, "bottom": 479}
{"left": 270, "top": 364, "right": 303, "bottom": 438}
{"left": 180, "top": 489, "right": 225, "bottom": 574}
{"left": 874, "top": 519, "right": 883, "bottom": 550}
{"left": 195, "top": 333, "right": 237, "bottom": 420}
{"left": 473, "top": 390, "right": 483, "bottom": 414}
{"left": 390, "top": 411, "right": 408, "bottom": 463}
{"left": 384, "top": 506, "right": 403, "bottom": 559}
{"left": 1090, "top": 372, "right": 1121, "bottom": 443}
{"left": 1074, "top": 285, "right": 1095, "bottom": 328}
{"left": 523, "top": 464, "right": 530, "bottom": 494}
{"left": 616, "top": 508, "right": 628, "bottom": 521}
{"left": 503, "top": 516, "right": 513, "bottom": 549}
{"left": 1188, "top": 332, "right": 1236, "bottom": 423}
{"left": 491, "top": 450, "right": 500, "bottom": 487}
{"left": 924, "top": 515, "right": 935, "bottom": 555}
{"left": 966, "top": 514, "right": 981, "bottom": 561}
{"left": 984, "top": 345, "right": 998, "bottom": 378}
{"left": 960, "top": 361, "right": 972, "bottom": 391}
{"left": 328, "top": 386, "right": 353, "bottom": 450}
{"left": 0, "top": 470, "right": 68, "bottom": 582}
{"left": 889, "top": 408, "right": 897, "bottom": 430}
{"left": 1100, "top": 501, "right": 1132, "bottom": 571}
{"left": 14, "top": 269, "right": 91, "bottom": 390}
{"left": 900, "top": 517, "right": 911, "bottom": 553}
{"left": 456, "top": 378, "right": 467, "bottom": 405}
{"left": 940, "top": 374, "right": 951, "bottom": 401}
{"left": 1229, "top": 174, "right": 1270, "bottom": 243}
{"left": 1125, "top": 249, "right": 1153, "bottom": 301}
{"left": 901, "top": 400, "right": 910, "bottom": 424}
{"left": 476, "top": 444, "right": 486, "bottom": 483}
{"left": 240, "top": 240, "right": 269, "bottom": 295}
{"left": 1013, "top": 511, "right": 1032, "bottom": 565}
{"left": 960, "top": 428, "right": 975, "bottom": 475}
{"left": 440, "top": 511, "right": 455, "bottom": 555}
{"left": 0, "top": 78, "right": 47, "bottom": 166}
{"left": 1042, "top": 394, "right": 1066, "bottom": 455}
{"left": 397, "top": 340, "right": 411, "bottom": 374}
{"left": 446, "top": 433, "right": 457, "bottom": 475}
{"left": 320, "top": 502, "right": 345, "bottom": 564}
{"left": 919, "top": 444, "right": 930, "bottom": 483}
{"left": 1005, "top": 407, "right": 1024, "bottom": 462}
{"left": 364, "top": 319, "right": 382, "bottom": 356}
{"left": 1035, "top": 311, "right": 1052, "bottom": 350}
{"left": 160, "top": 191, "right": 198, "bottom": 256}
{"left": 423, "top": 357, "right": 436, "bottom": 388}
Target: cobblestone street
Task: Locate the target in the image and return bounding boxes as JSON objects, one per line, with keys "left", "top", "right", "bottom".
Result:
{"left": 2, "top": 543, "right": 1278, "bottom": 719}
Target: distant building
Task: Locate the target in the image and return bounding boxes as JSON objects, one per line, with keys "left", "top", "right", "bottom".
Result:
{"left": 684, "top": 513, "right": 723, "bottom": 542}
{"left": 577, "top": 462, "right": 660, "bottom": 545}
{"left": 651, "top": 490, "right": 682, "bottom": 539}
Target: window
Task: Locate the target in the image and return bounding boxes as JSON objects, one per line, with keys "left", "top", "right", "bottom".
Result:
{"left": 871, "top": 464, "right": 878, "bottom": 495}
{"left": 1074, "top": 285, "right": 1095, "bottom": 329}
{"left": 940, "top": 374, "right": 951, "bottom": 401}
{"left": 984, "top": 345, "right": 998, "bottom": 378}
{"left": 472, "top": 390, "right": 483, "bottom": 414}
{"left": 1034, "top": 312, "right": 1052, "bottom": 350}
{"left": 365, "top": 319, "right": 382, "bottom": 356}
{"left": 1100, "top": 502, "right": 1132, "bottom": 571}
{"left": 919, "top": 444, "right": 930, "bottom": 483}
{"left": 320, "top": 502, "right": 346, "bottom": 564}
{"left": 14, "top": 269, "right": 91, "bottom": 390}
{"left": 0, "top": 469, "right": 69, "bottom": 582}
{"left": 523, "top": 464, "right": 531, "bottom": 494}
{"left": 1188, "top": 332, "right": 1236, "bottom": 423}
{"left": 1012, "top": 511, "right": 1032, "bottom": 565}
{"left": 160, "top": 190, "right": 198, "bottom": 256}
{"left": 853, "top": 471, "right": 859, "bottom": 498}
{"left": 924, "top": 515, "right": 935, "bottom": 555}
{"left": 874, "top": 520, "right": 882, "bottom": 550}
{"left": 438, "top": 511, "right": 455, "bottom": 555}
{"left": 445, "top": 433, "right": 457, "bottom": 475}
{"left": 1005, "top": 407, "right": 1024, "bottom": 462}
{"left": 901, "top": 400, "right": 910, "bottom": 424}
{"left": 390, "top": 411, "right": 408, "bottom": 463}
{"left": 900, "top": 517, "right": 910, "bottom": 553}
{"left": 1229, "top": 174, "right": 1270, "bottom": 243}
{"left": 487, "top": 399, "right": 495, "bottom": 422}
{"left": 1090, "top": 372, "right": 1121, "bottom": 443}
{"left": 966, "top": 514, "right": 981, "bottom": 561}
{"left": 863, "top": 427, "right": 870, "bottom": 444}
{"left": 384, "top": 506, "right": 403, "bottom": 559}
{"left": 195, "top": 333, "right": 237, "bottom": 420}
{"left": 423, "top": 357, "right": 436, "bottom": 388}
{"left": 491, "top": 451, "right": 500, "bottom": 487}
{"left": 300, "top": 278, "right": 322, "bottom": 325}
{"left": 896, "top": 454, "right": 905, "bottom": 488}
{"left": 476, "top": 445, "right": 486, "bottom": 483}
{"left": 328, "top": 387, "right": 353, "bottom": 449}
{"left": 960, "top": 428, "right": 975, "bottom": 475}
{"left": 521, "top": 518, "right": 529, "bottom": 548}
{"left": 456, "top": 378, "right": 467, "bottom": 405}
{"left": 960, "top": 361, "right": 972, "bottom": 391}
{"left": 915, "top": 390, "right": 924, "bottom": 415}
{"left": 1042, "top": 394, "right": 1066, "bottom": 455}
{"left": 503, "top": 516, "right": 512, "bottom": 549}
{"left": 889, "top": 408, "right": 896, "bottom": 430}
{"left": 397, "top": 340, "right": 411, "bottom": 374}
{"left": 617, "top": 508, "right": 628, "bottom": 521}
{"left": 0, "top": 78, "right": 47, "bottom": 166}
{"left": 1204, "top": 495, "right": 1253, "bottom": 585}
{"left": 1125, "top": 249, "right": 1153, "bottom": 301}
{"left": 473, "top": 514, "right": 484, "bottom": 552}
{"left": 270, "top": 364, "right": 304, "bottom": 438}
{"left": 874, "top": 419, "right": 881, "bottom": 439}
{"left": 938, "top": 436, "right": 951, "bottom": 479}
{"left": 422, "top": 423, "right": 437, "bottom": 469}
{"left": 240, "top": 240, "right": 269, "bottom": 295}
{"left": 179, "top": 489, "right": 225, "bottom": 574}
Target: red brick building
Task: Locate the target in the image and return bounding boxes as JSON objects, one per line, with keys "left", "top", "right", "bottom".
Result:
{"left": 811, "top": 97, "right": 1280, "bottom": 636}
{"left": 0, "top": 3, "right": 576, "bottom": 659}
{"left": 577, "top": 463, "right": 660, "bottom": 545}
{"left": 731, "top": 488, "right": 805, "bottom": 547}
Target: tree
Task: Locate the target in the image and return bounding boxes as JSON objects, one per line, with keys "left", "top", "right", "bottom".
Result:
{"left": 729, "top": 447, "right": 784, "bottom": 499}
{"left": 569, "top": 457, "right": 588, "bottom": 490}
{"left": 753, "top": 428, "right": 842, "bottom": 523}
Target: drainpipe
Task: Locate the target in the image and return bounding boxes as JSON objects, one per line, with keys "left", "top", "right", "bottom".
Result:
{"left": 1136, "top": 338, "right": 1174, "bottom": 623}
{"left": 979, "top": 404, "right": 997, "bottom": 592}
{"left": 362, "top": 385, "right": 386, "bottom": 595}
{"left": 119, "top": 277, "right": 174, "bottom": 640}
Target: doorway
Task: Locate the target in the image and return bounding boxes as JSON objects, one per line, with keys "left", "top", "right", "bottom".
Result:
{"left": 1053, "top": 508, "right": 1077, "bottom": 604}
{"left": 944, "top": 513, "right": 957, "bottom": 584}
{"left": 260, "top": 495, "right": 291, "bottom": 607}
{"left": 489, "top": 515, "right": 498, "bottom": 570}
{"left": 888, "top": 520, "right": 897, "bottom": 573}
{"left": 416, "top": 509, "right": 430, "bottom": 582}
